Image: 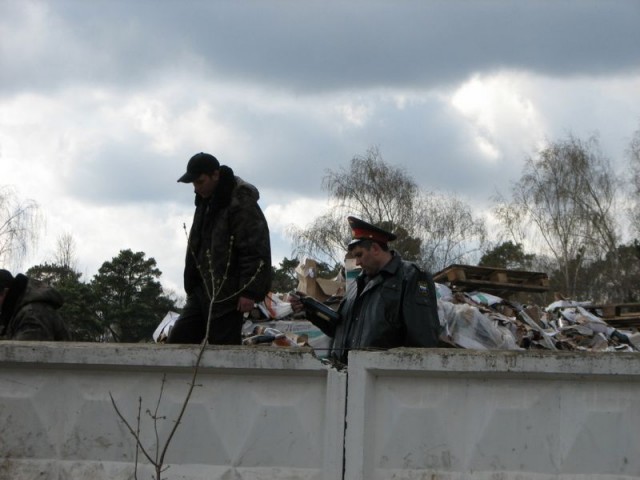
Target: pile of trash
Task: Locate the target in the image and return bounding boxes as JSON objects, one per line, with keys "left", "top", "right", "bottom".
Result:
{"left": 243, "top": 260, "right": 640, "bottom": 354}
{"left": 241, "top": 291, "right": 332, "bottom": 354}
{"left": 240, "top": 258, "right": 342, "bottom": 355}
{"left": 436, "top": 285, "right": 640, "bottom": 352}
{"left": 239, "top": 287, "right": 640, "bottom": 355}
{"left": 155, "top": 260, "right": 640, "bottom": 354}
{"left": 152, "top": 293, "right": 332, "bottom": 353}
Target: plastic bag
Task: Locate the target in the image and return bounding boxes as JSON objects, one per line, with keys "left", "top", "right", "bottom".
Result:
{"left": 439, "top": 301, "right": 520, "bottom": 350}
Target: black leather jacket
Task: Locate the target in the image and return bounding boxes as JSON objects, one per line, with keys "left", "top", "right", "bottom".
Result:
{"left": 312, "top": 253, "right": 440, "bottom": 364}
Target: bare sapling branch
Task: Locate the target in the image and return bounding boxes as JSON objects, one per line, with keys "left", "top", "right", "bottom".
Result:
{"left": 111, "top": 233, "right": 265, "bottom": 479}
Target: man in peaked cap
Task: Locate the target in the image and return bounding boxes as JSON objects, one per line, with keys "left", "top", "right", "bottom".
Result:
{"left": 294, "top": 216, "right": 441, "bottom": 364}
{"left": 0, "top": 269, "right": 69, "bottom": 341}
{"left": 169, "top": 152, "right": 272, "bottom": 345}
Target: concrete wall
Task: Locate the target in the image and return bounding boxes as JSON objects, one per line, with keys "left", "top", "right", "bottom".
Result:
{"left": 0, "top": 342, "right": 346, "bottom": 480}
{"left": 1, "top": 343, "right": 639, "bottom": 480}
{"left": 346, "top": 349, "right": 640, "bottom": 480}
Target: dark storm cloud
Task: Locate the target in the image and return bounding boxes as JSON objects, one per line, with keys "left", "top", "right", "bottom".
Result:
{"left": 184, "top": 0, "right": 640, "bottom": 89}
{"left": 2, "top": 0, "right": 639, "bottom": 95}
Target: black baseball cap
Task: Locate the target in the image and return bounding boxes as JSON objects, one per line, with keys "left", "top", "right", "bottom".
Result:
{"left": 177, "top": 152, "right": 220, "bottom": 183}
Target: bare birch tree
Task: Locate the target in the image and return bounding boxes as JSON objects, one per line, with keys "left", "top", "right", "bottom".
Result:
{"left": 493, "top": 134, "right": 620, "bottom": 298}
{"left": 0, "top": 185, "right": 42, "bottom": 268}
{"left": 290, "top": 146, "right": 419, "bottom": 265}
{"left": 629, "top": 125, "right": 640, "bottom": 236}
{"left": 54, "top": 232, "right": 78, "bottom": 271}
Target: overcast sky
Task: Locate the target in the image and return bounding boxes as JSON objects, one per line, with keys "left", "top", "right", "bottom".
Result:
{"left": 2, "top": 0, "right": 639, "bottom": 297}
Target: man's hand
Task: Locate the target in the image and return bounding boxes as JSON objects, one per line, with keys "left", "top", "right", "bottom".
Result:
{"left": 287, "top": 292, "right": 305, "bottom": 313}
{"left": 237, "top": 296, "right": 255, "bottom": 313}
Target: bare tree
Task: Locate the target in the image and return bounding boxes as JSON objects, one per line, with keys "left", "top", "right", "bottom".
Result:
{"left": 629, "top": 124, "right": 640, "bottom": 236}
{"left": 493, "top": 134, "right": 620, "bottom": 298}
{"left": 417, "top": 193, "right": 487, "bottom": 272}
{"left": 291, "top": 147, "right": 486, "bottom": 271}
{"left": 323, "top": 146, "right": 420, "bottom": 228}
{"left": 0, "top": 185, "right": 42, "bottom": 268}
{"left": 289, "top": 211, "right": 350, "bottom": 267}
{"left": 291, "top": 147, "right": 420, "bottom": 265}
{"left": 54, "top": 232, "right": 78, "bottom": 271}
{"left": 111, "top": 237, "right": 265, "bottom": 479}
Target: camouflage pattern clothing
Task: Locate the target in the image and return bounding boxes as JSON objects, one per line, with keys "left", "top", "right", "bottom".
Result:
{"left": 170, "top": 165, "right": 272, "bottom": 344}
{"left": 0, "top": 274, "right": 70, "bottom": 341}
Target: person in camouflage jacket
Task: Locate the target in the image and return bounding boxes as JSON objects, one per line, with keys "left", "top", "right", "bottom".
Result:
{"left": 169, "top": 152, "right": 272, "bottom": 344}
{"left": 0, "top": 269, "right": 70, "bottom": 341}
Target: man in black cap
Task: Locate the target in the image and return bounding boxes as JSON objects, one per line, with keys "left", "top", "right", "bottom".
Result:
{"left": 169, "top": 152, "right": 272, "bottom": 344}
{"left": 293, "top": 216, "right": 441, "bottom": 364}
{"left": 0, "top": 269, "right": 70, "bottom": 341}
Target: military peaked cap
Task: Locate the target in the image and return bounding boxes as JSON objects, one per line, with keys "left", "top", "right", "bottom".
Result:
{"left": 347, "top": 216, "right": 397, "bottom": 247}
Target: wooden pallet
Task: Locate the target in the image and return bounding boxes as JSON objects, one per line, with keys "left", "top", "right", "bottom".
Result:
{"left": 587, "top": 303, "right": 640, "bottom": 318}
{"left": 601, "top": 317, "right": 640, "bottom": 329}
{"left": 585, "top": 303, "right": 640, "bottom": 330}
{"left": 433, "top": 264, "right": 550, "bottom": 294}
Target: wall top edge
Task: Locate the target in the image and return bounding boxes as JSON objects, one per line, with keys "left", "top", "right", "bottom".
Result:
{"left": 2, "top": 343, "right": 639, "bottom": 376}
{"left": 349, "top": 348, "right": 640, "bottom": 377}
{"left": 0, "top": 341, "right": 331, "bottom": 372}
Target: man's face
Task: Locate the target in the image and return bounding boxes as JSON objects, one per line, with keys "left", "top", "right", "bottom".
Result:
{"left": 192, "top": 171, "right": 219, "bottom": 199}
{"left": 350, "top": 243, "right": 381, "bottom": 276}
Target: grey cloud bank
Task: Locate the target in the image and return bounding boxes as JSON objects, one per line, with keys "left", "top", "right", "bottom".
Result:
{"left": 3, "top": 1, "right": 639, "bottom": 94}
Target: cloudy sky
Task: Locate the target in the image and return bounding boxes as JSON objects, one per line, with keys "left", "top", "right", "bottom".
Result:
{"left": 1, "top": 0, "right": 639, "bottom": 297}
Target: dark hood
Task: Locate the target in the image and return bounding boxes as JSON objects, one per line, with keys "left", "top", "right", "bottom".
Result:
{"left": 1, "top": 274, "right": 64, "bottom": 326}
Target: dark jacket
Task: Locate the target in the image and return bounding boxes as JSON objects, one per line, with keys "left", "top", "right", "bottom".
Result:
{"left": 0, "top": 274, "right": 70, "bottom": 341}
{"left": 312, "top": 253, "right": 440, "bottom": 364}
{"left": 183, "top": 166, "right": 272, "bottom": 318}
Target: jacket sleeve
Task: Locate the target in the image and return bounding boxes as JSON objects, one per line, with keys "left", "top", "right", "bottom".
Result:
{"left": 305, "top": 309, "right": 338, "bottom": 337}
{"left": 402, "top": 264, "right": 441, "bottom": 347}
{"left": 228, "top": 194, "right": 272, "bottom": 301}
{"left": 304, "top": 296, "right": 343, "bottom": 337}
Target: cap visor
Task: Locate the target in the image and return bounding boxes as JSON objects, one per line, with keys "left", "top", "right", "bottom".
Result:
{"left": 347, "top": 238, "right": 364, "bottom": 250}
{"left": 177, "top": 172, "right": 198, "bottom": 183}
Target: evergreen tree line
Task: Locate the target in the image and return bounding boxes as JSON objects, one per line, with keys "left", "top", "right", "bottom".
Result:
{"left": 26, "top": 249, "right": 177, "bottom": 343}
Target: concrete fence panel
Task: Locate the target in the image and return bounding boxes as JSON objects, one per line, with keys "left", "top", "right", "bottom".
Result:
{"left": 345, "top": 349, "right": 640, "bottom": 480}
{"left": 0, "top": 342, "right": 346, "bottom": 480}
{"left": 3, "top": 343, "right": 640, "bottom": 480}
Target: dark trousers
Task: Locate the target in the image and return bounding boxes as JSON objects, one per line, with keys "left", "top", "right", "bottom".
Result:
{"left": 167, "top": 287, "right": 242, "bottom": 345}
